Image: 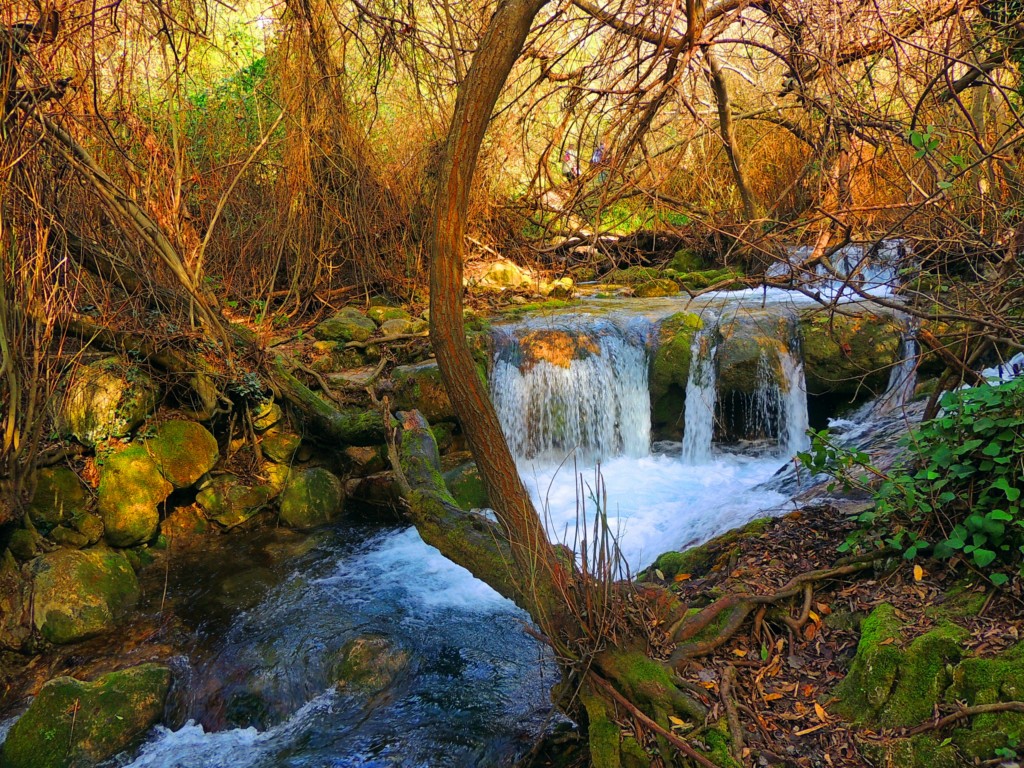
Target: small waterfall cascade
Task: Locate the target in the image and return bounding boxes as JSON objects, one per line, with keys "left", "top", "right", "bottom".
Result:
{"left": 681, "top": 323, "right": 720, "bottom": 464}
{"left": 874, "top": 331, "right": 920, "bottom": 415}
{"left": 490, "top": 317, "right": 652, "bottom": 463}
{"left": 780, "top": 348, "right": 810, "bottom": 453}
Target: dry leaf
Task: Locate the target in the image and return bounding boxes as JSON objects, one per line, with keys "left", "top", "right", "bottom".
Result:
{"left": 914, "top": 564, "right": 924, "bottom": 581}
{"left": 763, "top": 692, "right": 783, "bottom": 701}
{"left": 674, "top": 573, "right": 692, "bottom": 582}
{"left": 668, "top": 715, "right": 686, "bottom": 727}
{"left": 814, "top": 702, "right": 829, "bottom": 722}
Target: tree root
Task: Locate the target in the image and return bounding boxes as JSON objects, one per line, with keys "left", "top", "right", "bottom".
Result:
{"left": 903, "top": 701, "right": 1024, "bottom": 736}
{"left": 720, "top": 665, "right": 744, "bottom": 762}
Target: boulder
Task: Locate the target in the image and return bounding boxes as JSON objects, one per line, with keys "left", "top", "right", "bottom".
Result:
{"left": 159, "top": 505, "right": 210, "bottom": 545}
{"left": 313, "top": 308, "right": 378, "bottom": 343}
{"left": 633, "top": 278, "right": 680, "bottom": 298}
{"left": 332, "top": 634, "right": 411, "bottom": 695}
{"left": 379, "top": 317, "right": 415, "bottom": 335}
{"left": 7, "top": 527, "right": 43, "bottom": 561}
{"left": 97, "top": 444, "right": 172, "bottom": 547}
{"left": 799, "top": 310, "right": 901, "bottom": 397}
{"left": 278, "top": 467, "right": 344, "bottom": 530}
{"left": 30, "top": 547, "right": 139, "bottom": 644}
{"left": 197, "top": 475, "right": 275, "bottom": 528}
{"left": 0, "top": 663, "right": 171, "bottom": 768}
{"left": 146, "top": 420, "right": 219, "bottom": 488}
{"left": 261, "top": 428, "right": 302, "bottom": 464}
{"left": 57, "top": 357, "right": 159, "bottom": 446}
{"left": 68, "top": 511, "right": 104, "bottom": 545}
{"left": 28, "top": 467, "right": 90, "bottom": 532}
{"left": 367, "top": 306, "right": 411, "bottom": 324}
{"left": 511, "top": 329, "right": 599, "bottom": 372}
{"left": 391, "top": 361, "right": 455, "bottom": 424}
{"left": 716, "top": 314, "right": 791, "bottom": 397}
{"left": 251, "top": 400, "right": 283, "bottom": 432}
{"left": 473, "top": 260, "right": 527, "bottom": 291}
{"left": 649, "top": 312, "right": 703, "bottom": 440}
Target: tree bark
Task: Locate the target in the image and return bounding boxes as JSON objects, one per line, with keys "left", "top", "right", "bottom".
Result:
{"left": 706, "top": 49, "right": 758, "bottom": 221}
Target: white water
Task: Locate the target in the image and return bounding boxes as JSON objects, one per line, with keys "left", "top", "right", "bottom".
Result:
{"left": 681, "top": 325, "right": 719, "bottom": 464}
{"left": 780, "top": 350, "right": 810, "bottom": 453}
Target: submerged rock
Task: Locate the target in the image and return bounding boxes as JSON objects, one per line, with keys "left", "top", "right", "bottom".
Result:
{"left": 0, "top": 663, "right": 171, "bottom": 768}
{"left": 97, "top": 444, "right": 173, "bottom": 547}
{"left": 57, "top": 357, "right": 159, "bottom": 446}
{"left": 278, "top": 467, "right": 344, "bottom": 530}
{"left": 332, "top": 634, "right": 411, "bottom": 695}
{"left": 146, "top": 420, "right": 220, "bottom": 489}
{"left": 28, "top": 467, "right": 90, "bottom": 532}
{"left": 30, "top": 547, "right": 139, "bottom": 644}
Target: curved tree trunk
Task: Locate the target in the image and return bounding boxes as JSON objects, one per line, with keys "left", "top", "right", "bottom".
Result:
{"left": 706, "top": 49, "right": 758, "bottom": 222}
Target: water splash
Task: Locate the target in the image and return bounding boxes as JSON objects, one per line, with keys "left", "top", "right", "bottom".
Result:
{"left": 780, "top": 349, "right": 810, "bottom": 453}
{"left": 491, "top": 318, "right": 651, "bottom": 463}
{"left": 681, "top": 324, "right": 719, "bottom": 464}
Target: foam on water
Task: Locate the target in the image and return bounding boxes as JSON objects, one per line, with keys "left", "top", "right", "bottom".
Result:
{"left": 523, "top": 453, "right": 789, "bottom": 571}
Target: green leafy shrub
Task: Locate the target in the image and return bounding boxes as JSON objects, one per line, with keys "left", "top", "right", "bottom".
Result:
{"left": 799, "top": 376, "right": 1024, "bottom": 579}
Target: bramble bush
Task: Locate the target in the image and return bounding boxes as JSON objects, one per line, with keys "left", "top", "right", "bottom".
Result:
{"left": 799, "top": 376, "right": 1024, "bottom": 583}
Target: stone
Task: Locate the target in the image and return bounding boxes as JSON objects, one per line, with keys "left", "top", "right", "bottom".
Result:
{"left": 261, "top": 428, "right": 301, "bottom": 464}
{"left": 649, "top": 312, "right": 703, "bottom": 441}
{"left": 633, "top": 278, "right": 680, "bottom": 298}
{"left": 473, "top": 259, "right": 527, "bottom": 291}
{"left": 262, "top": 462, "right": 291, "bottom": 495}
{"left": 379, "top": 317, "right": 414, "bottom": 335}
{"left": 49, "top": 525, "right": 90, "bottom": 548}
{"left": 197, "top": 475, "right": 275, "bottom": 528}
{"left": 159, "top": 505, "right": 210, "bottom": 544}
{"left": 332, "top": 634, "right": 411, "bottom": 695}
{"left": 69, "top": 511, "right": 104, "bottom": 545}
{"left": 367, "top": 306, "right": 411, "bottom": 324}
{"left": 512, "top": 329, "right": 599, "bottom": 372}
{"left": 442, "top": 461, "right": 489, "bottom": 511}
{"left": 668, "top": 248, "right": 706, "bottom": 273}
{"left": 146, "top": 420, "right": 220, "bottom": 489}
{"left": 0, "top": 663, "right": 171, "bottom": 768}
{"left": 799, "top": 310, "right": 901, "bottom": 397}
{"left": 28, "top": 467, "right": 91, "bottom": 532}
{"left": 342, "top": 445, "right": 386, "bottom": 477}
{"left": 313, "top": 308, "right": 378, "bottom": 343}
{"left": 278, "top": 467, "right": 344, "bottom": 530}
{"left": 57, "top": 357, "right": 159, "bottom": 446}
{"left": 0, "top": 551, "right": 31, "bottom": 651}
{"left": 7, "top": 528, "right": 42, "bottom": 561}
{"left": 97, "top": 444, "right": 173, "bottom": 547}
{"left": 944, "top": 641, "right": 1024, "bottom": 759}
{"left": 251, "top": 400, "right": 283, "bottom": 432}
{"left": 716, "top": 314, "right": 791, "bottom": 396}
{"left": 30, "top": 547, "right": 139, "bottom": 644}
{"left": 391, "top": 361, "right": 455, "bottom": 424}
{"left": 538, "top": 276, "right": 575, "bottom": 299}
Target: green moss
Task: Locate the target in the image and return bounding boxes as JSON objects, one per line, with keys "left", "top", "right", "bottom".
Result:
{"left": 647, "top": 517, "right": 771, "bottom": 579}
{"left": 0, "top": 663, "right": 170, "bottom": 768}
{"left": 799, "top": 311, "right": 901, "bottom": 397}
{"left": 57, "top": 357, "right": 159, "bottom": 447}
{"left": 278, "top": 467, "right": 344, "bottom": 530}
{"left": 698, "top": 719, "right": 741, "bottom": 768}
{"left": 946, "top": 642, "right": 1024, "bottom": 759}
{"left": 145, "top": 420, "right": 219, "bottom": 488}
{"left": 261, "top": 428, "right": 301, "bottom": 464}
{"left": 650, "top": 312, "right": 703, "bottom": 439}
{"left": 97, "top": 443, "right": 173, "bottom": 547}
{"left": 633, "top": 279, "right": 680, "bottom": 298}
{"left": 29, "top": 467, "right": 90, "bottom": 532}
{"left": 858, "top": 733, "right": 961, "bottom": 768}
{"left": 668, "top": 249, "right": 705, "bottom": 273}
{"left": 442, "top": 461, "right": 489, "bottom": 511}
{"left": 581, "top": 688, "right": 622, "bottom": 768}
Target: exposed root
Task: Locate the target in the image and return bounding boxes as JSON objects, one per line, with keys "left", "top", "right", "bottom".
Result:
{"left": 903, "top": 701, "right": 1024, "bottom": 736}
{"left": 720, "top": 665, "right": 744, "bottom": 761}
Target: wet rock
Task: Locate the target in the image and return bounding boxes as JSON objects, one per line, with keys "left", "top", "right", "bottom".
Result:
{"left": 799, "top": 310, "right": 901, "bottom": 397}
{"left": 649, "top": 312, "right": 703, "bottom": 440}
{"left": 97, "top": 444, "right": 173, "bottom": 547}
{"left": 28, "top": 467, "right": 90, "bottom": 532}
{"left": 147, "top": 420, "right": 220, "bottom": 488}
{"left": 160, "top": 505, "right": 210, "bottom": 544}
{"left": 261, "top": 428, "right": 302, "bottom": 464}
{"left": 57, "top": 357, "right": 159, "bottom": 446}
{"left": 278, "top": 467, "right": 344, "bottom": 530}
{"left": 332, "top": 634, "right": 411, "bottom": 695}
{"left": 197, "top": 475, "right": 275, "bottom": 528}
{"left": 0, "top": 663, "right": 171, "bottom": 768}
{"left": 313, "top": 308, "right": 378, "bottom": 343}
{"left": 0, "top": 550, "right": 31, "bottom": 650}
{"left": 716, "top": 314, "right": 791, "bottom": 397}
{"left": 443, "top": 461, "right": 489, "bottom": 511}
{"left": 392, "top": 361, "right": 455, "bottom": 424}
{"left": 30, "top": 547, "right": 139, "bottom": 644}
{"left": 513, "top": 329, "right": 599, "bottom": 371}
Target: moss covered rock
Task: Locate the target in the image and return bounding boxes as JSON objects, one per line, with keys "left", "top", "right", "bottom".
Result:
{"left": 28, "top": 467, "right": 90, "bottom": 532}
{"left": 313, "top": 308, "right": 378, "bottom": 343}
{"left": 278, "top": 467, "right": 344, "bottom": 530}
{"left": 443, "top": 461, "right": 489, "bottom": 511}
{"left": 392, "top": 361, "right": 455, "bottom": 424}
{"left": 197, "top": 475, "right": 275, "bottom": 528}
{"left": 146, "top": 420, "right": 219, "bottom": 489}
{"left": 261, "top": 428, "right": 302, "bottom": 464}
{"left": 857, "top": 734, "right": 960, "bottom": 768}
{"left": 367, "top": 306, "right": 411, "bottom": 324}
{"left": 668, "top": 248, "right": 706, "bottom": 273}
{"left": 332, "top": 634, "right": 411, "bottom": 695}
{"left": 30, "top": 548, "right": 139, "bottom": 644}
{"left": 159, "top": 505, "right": 210, "bottom": 545}
{"left": 379, "top": 317, "right": 415, "bottom": 335}
{"left": 633, "top": 278, "right": 680, "bottom": 298}
{"left": 251, "top": 401, "right": 283, "bottom": 432}
{"left": 799, "top": 310, "right": 901, "bottom": 397}
{"left": 0, "top": 663, "right": 171, "bottom": 768}
{"left": 513, "top": 329, "right": 599, "bottom": 371}
{"left": 945, "top": 642, "right": 1024, "bottom": 759}
{"left": 474, "top": 259, "right": 528, "bottom": 290}
{"left": 646, "top": 517, "right": 771, "bottom": 580}
{"left": 57, "top": 357, "right": 158, "bottom": 446}
{"left": 716, "top": 315, "right": 791, "bottom": 397}
{"left": 649, "top": 312, "right": 703, "bottom": 440}
{"left": 97, "top": 444, "right": 172, "bottom": 547}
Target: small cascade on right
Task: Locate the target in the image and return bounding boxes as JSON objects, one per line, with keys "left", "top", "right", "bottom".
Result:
{"left": 873, "top": 330, "right": 919, "bottom": 416}
{"left": 780, "top": 348, "right": 810, "bottom": 454}
{"left": 681, "top": 323, "right": 719, "bottom": 464}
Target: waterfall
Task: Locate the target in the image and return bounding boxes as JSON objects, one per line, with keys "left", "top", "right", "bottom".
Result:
{"left": 780, "top": 349, "right": 810, "bottom": 453}
{"left": 490, "top": 318, "right": 652, "bottom": 463}
{"left": 874, "top": 333, "right": 919, "bottom": 415}
{"left": 681, "top": 325, "right": 719, "bottom": 464}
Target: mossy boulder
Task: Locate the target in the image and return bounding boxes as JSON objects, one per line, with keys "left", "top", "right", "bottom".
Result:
{"left": 0, "top": 550, "right": 31, "bottom": 651}
{"left": 674, "top": 267, "right": 746, "bottom": 292}
{"left": 159, "top": 505, "right": 210, "bottom": 545}
{"left": 833, "top": 603, "right": 967, "bottom": 728}
{"left": 379, "top": 317, "right": 415, "bottom": 335}
{"left": 261, "top": 428, "right": 302, "bottom": 464}
{"left": 30, "top": 548, "right": 139, "bottom": 644}
{"left": 443, "top": 461, "right": 489, "bottom": 511}
{"left": 646, "top": 517, "right": 771, "bottom": 580}
{"left": 332, "top": 634, "right": 412, "bottom": 695}
{"left": 367, "top": 306, "right": 411, "bottom": 324}
{"left": 945, "top": 641, "right": 1024, "bottom": 759}
{"left": 633, "top": 278, "right": 680, "bottom": 298}
{"left": 649, "top": 312, "right": 703, "bottom": 440}
{"left": 57, "top": 357, "right": 159, "bottom": 446}
{"left": 7, "top": 527, "right": 43, "bottom": 561}
{"left": 146, "top": 420, "right": 219, "bottom": 489}
{"left": 799, "top": 310, "right": 901, "bottom": 397}
{"left": 251, "top": 401, "right": 283, "bottom": 432}
{"left": 97, "top": 444, "right": 172, "bottom": 547}
{"left": 474, "top": 259, "right": 528, "bottom": 290}
{"left": 0, "top": 663, "right": 171, "bottom": 768}
{"left": 68, "top": 511, "right": 104, "bottom": 545}
{"left": 668, "top": 248, "right": 706, "bottom": 273}
{"left": 278, "top": 467, "right": 344, "bottom": 530}
{"left": 716, "top": 315, "right": 791, "bottom": 397}
{"left": 856, "top": 734, "right": 960, "bottom": 768}
{"left": 392, "top": 361, "right": 455, "bottom": 424}
{"left": 196, "top": 475, "right": 275, "bottom": 528}
{"left": 28, "top": 467, "right": 90, "bottom": 532}
{"left": 313, "top": 308, "right": 378, "bottom": 343}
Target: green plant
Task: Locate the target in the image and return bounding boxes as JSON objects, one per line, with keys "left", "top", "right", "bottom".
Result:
{"left": 799, "top": 376, "right": 1024, "bottom": 577}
